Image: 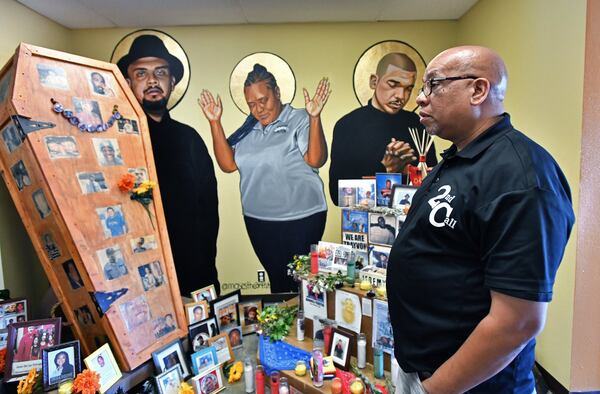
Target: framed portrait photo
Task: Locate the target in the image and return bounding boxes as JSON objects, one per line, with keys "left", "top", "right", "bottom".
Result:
{"left": 209, "top": 290, "right": 240, "bottom": 331}
{"left": 185, "top": 300, "right": 209, "bottom": 325}
{"left": 238, "top": 298, "right": 262, "bottom": 335}
{"left": 329, "top": 327, "right": 354, "bottom": 371}
{"left": 368, "top": 213, "right": 397, "bottom": 247}
{"left": 207, "top": 333, "right": 234, "bottom": 365}
{"left": 155, "top": 365, "right": 182, "bottom": 394}
{"left": 189, "top": 316, "right": 219, "bottom": 352}
{"left": 225, "top": 326, "right": 243, "bottom": 349}
{"left": 390, "top": 185, "right": 418, "bottom": 214}
{"left": 193, "top": 365, "right": 225, "bottom": 394}
{"left": 151, "top": 339, "right": 191, "bottom": 379}
{"left": 191, "top": 284, "right": 217, "bottom": 303}
{"left": 0, "top": 297, "right": 27, "bottom": 330}
{"left": 4, "top": 318, "right": 62, "bottom": 382}
{"left": 84, "top": 343, "right": 122, "bottom": 393}
{"left": 191, "top": 346, "right": 219, "bottom": 375}
{"left": 42, "top": 340, "right": 81, "bottom": 390}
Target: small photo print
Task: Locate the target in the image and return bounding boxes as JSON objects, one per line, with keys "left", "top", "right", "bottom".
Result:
{"left": 369, "top": 245, "right": 391, "bottom": 270}
{"left": 75, "top": 305, "right": 95, "bottom": 326}
{"left": 32, "top": 189, "right": 51, "bottom": 219}
{"left": 128, "top": 167, "right": 148, "bottom": 184}
{"left": 157, "top": 366, "right": 182, "bottom": 394}
{"left": 225, "top": 326, "right": 243, "bottom": 349}
{"left": 92, "top": 138, "right": 124, "bottom": 166}
{"left": 119, "top": 295, "right": 152, "bottom": 332}
{"left": 72, "top": 97, "right": 103, "bottom": 125}
{"left": 44, "top": 136, "right": 80, "bottom": 159}
{"left": 368, "top": 213, "right": 397, "bottom": 247}
{"left": 391, "top": 185, "right": 418, "bottom": 216}
{"left": 0, "top": 299, "right": 27, "bottom": 330}
{"left": 338, "top": 184, "right": 356, "bottom": 207}
{"left": 185, "top": 302, "right": 209, "bottom": 325}
{"left": 96, "top": 205, "right": 128, "bottom": 238}
{"left": 189, "top": 317, "right": 219, "bottom": 352}
{"left": 96, "top": 245, "right": 128, "bottom": 281}
{"left": 376, "top": 172, "right": 403, "bottom": 207}
{"left": 76, "top": 172, "right": 108, "bottom": 194}
{"left": 118, "top": 118, "right": 139, "bottom": 134}
{"left": 341, "top": 209, "right": 368, "bottom": 234}
{"left": 130, "top": 235, "right": 158, "bottom": 254}
{"left": 88, "top": 71, "right": 115, "bottom": 97}
{"left": 11, "top": 160, "right": 31, "bottom": 191}
{"left": 36, "top": 63, "right": 69, "bottom": 90}
{"left": 62, "top": 260, "right": 83, "bottom": 289}
{"left": 41, "top": 233, "right": 61, "bottom": 261}
{"left": 2, "top": 123, "right": 21, "bottom": 153}
{"left": 138, "top": 260, "right": 165, "bottom": 291}
{"left": 152, "top": 313, "right": 177, "bottom": 339}
{"left": 191, "top": 285, "right": 217, "bottom": 303}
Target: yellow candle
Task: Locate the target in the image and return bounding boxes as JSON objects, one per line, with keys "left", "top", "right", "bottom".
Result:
{"left": 58, "top": 380, "right": 73, "bottom": 394}
{"left": 350, "top": 378, "right": 364, "bottom": 394}
{"left": 376, "top": 286, "right": 386, "bottom": 297}
{"left": 359, "top": 280, "right": 372, "bottom": 291}
{"left": 295, "top": 360, "right": 307, "bottom": 376}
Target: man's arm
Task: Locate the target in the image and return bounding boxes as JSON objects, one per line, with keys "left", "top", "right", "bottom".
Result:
{"left": 422, "top": 290, "right": 547, "bottom": 394}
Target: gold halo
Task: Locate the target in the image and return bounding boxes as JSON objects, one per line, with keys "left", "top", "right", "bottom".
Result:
{"left": 110, "top": 29, "right": 190, "bottom": 110}
{"left": 353, "top": 40, "right": 426, "bottom": 112}
{"left": 229, "top": 52, "right": 296, "bottom": 115}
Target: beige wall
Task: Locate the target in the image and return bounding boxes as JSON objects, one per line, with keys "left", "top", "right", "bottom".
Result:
{"left": 457, "top": 0, "right": 586, "bottom": 389}
{"left": 0, "top": 0, "right": 70, "bottom": 315}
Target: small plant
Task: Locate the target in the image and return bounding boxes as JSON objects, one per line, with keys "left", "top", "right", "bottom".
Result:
{"left": 257, "top": 304, "right": 298, "bottom": 342}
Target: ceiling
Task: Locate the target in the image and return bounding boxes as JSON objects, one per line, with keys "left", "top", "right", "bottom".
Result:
{"left": 17, "top": 0, "right": 479, "bottom": 29}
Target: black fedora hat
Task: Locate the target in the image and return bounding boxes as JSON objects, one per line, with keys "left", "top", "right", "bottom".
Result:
{"left": 117, "top": 34, "right": 184, "bottom": 84}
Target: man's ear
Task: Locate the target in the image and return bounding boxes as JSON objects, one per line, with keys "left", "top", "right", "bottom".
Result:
{"left": 170, "top": 76, "right": 176, "bottom": 92}
{"left": 126, "top": 78, "right": 132, "bottom": 87}
{"left": 470, "top": 78, "right": 491, "bottom": 105}
{"left": 369, "top": 74, "right": 378, "bottom": 90}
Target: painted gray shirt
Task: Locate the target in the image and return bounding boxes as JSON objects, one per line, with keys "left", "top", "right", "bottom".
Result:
{"left": 233, "top": 104, "right": 327, "bottom": 220}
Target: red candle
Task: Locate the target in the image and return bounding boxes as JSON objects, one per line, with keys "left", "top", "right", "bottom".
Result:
{"left": 310, "top": 244, "right": 319, "bottom": 274}
{"left": 270, "top": 371, "right": 280, "bottom": 394}
{"left": 331, "top": 377, "right": 343, "bottom": 394}
{"left": 323, "top": 324, "right": 333, "bottom": 355}
{"left": 256, "top": 365, "right": 265, "bottom": 394}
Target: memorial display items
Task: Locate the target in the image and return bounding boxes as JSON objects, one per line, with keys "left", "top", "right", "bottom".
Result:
{"left": 151, "top": 339, "right": 190, "bottom": 379}
{"left": 256, "top": 304, "right": 297, "bottom": 342}
{"left": 329, "top": 328, "right": 354, "bottom": 371}
{"left": 190, "top": 346, "right": 219, "bottom": 375}
{"left": 156, "top": 365, "right": 182, "bottom": 394}
{"left": 189, "top": 316, "right": 219, "bottom": 352}
{"left": 42, "top": 340, "right": 81, "bottom": 391}
{"left": 207, "top": 334, "right": 234, "bottom": 365}
{"left": 185, "top": 301, "right": 210, "bottom": 325}
{"left": 209, "top": 290, "right": 241, "bottom": 332}
{"left": 334, "top": 291, "right": 362, "bottom": 334}
{"left": 192, "top": 365, "right": 226, "bottom": 394}
{"left": 408, "top": 126, "right": 435, "bottom": 184}
{"left": 375, "top": 173, "right": 403, "bottom": 207}
{"left": 0, "top": 298, "right": 27, "bottom": 330}
{"left": 191, "top": 285, "right": 217, "bottom": 303}
{"left": 0, "top": 43, "right": 187, "bottom": 371}
{"left": 238, "top": 298, "right": 262, "bottom": 335}
{"left": 84, "top": 343, "right": 122, "bottom": 393}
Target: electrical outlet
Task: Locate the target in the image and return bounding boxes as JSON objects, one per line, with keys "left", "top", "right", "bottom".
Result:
{"left": 257, "top": 270, "right": 266, "bottom": 283}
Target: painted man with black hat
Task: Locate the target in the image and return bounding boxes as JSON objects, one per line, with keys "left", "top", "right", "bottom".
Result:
{"left": 117, "top": 34, "right": 220, "bottom": 296}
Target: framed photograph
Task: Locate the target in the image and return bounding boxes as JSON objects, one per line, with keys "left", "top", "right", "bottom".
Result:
{"left": 92, "top": 137, "right": 124, "bottom": 166}
{"left": 372, "top": 299, "right": 394, "bottom": 355}
{"left": 338, "top": 179, "right": 375, "bottom": 208}
{"left": 156, "top": 365, "right": 182, "bottom": 394}
{"left": 130, "top": 234, "right": 158, "bottom": 254}
{"left": 209, "top": 290, "right": 240, "bottom": 331}
{"left": 4, "top": 318, "right": 61, "bottom": 382}
{"left": 225, "top": 326, "right": 243, "bottom": 349}
{"left": 62, "top": 259, "right": 84, "bottom": 289}
{"left": 96, "top": 205, "right": 128, "bottom": 238}
{"left": 76, "top": 171, "right": 108, "bottom": 194}
{"left": 191, "top": 346, "right": 219, "bottom": 375}
{"left": 127, "top": 167, "right": 148, "bottom": 183}
{"left": 96, "top": 245, "right": 128, "bottom": 281}
{"left": 152, "top": 313, "right": 178, "bottom": 339}
{"left": 118, "top": 118, "right": 140, "bottom": 134}
{"left": 375, "top": 172, "right": 403, "bottom": 207}
{"left": 42, "top": 340, "right": 81, "bottom": 390}
{"left": 239, "top": 299, "right": 262, "bottom": 335}
{"left": 119, "top": 295, "right": 151, "bottom": 332}
{"left": 192, "top": 365, "right": 225, "bottom": 394}
{"left": 2, "top": 123, "right": 21, "bottom": 153}
{"left": 329, "top": 327, "right": 354, "bottom": 370}
{"left": 185, "top": 301, "right": 209, "bottom": 325}
{"left": 41, "top": 232, "right": 61, "bottom": 261}
{"left": 32, "top": 189, "right": 51, "bottom": 219}
{"left": 151, "top": 339, "right": 190, "bottom": 379}
{"left": 88, "top": 71, "right": 115, "bottom": 97}
{"left": 390, "top": 184, "right": 418, "bottom": 214}
{"left": 341, "top": 209, "right": 368, "bottom": 234}
{"left": 188, "top": 316, "right": 219, "bottom": 352}
{"left": 0, "top": 331, "right": 8, "bottom": 350}
{"left": 0, "top": 298, "right": 27, "bottom": 330}
{"left": 36, "top": 63, "right": 69, "bottom": 90}
{"left": 10, "top": 160, "right": 31, "bottom": 191}
{"left": 44, "top": 135, "right": 80, "bottom": 159}
{"left": 84, "top": 343, "right": 122, "bottom": 393}
{"left": 369, "top": 245, "right": 391, "bottom": 270}
{"left": 207, "top": 333, "right": 234, "bottom": 365}
{"left": 191, "top": 285, "right": 217, "bottom": 303}
{"left": 368, "top": 213, "right": 397, "bottom": 247}
{"left": 138, "top": 260, "right": 165, "bottom": 292}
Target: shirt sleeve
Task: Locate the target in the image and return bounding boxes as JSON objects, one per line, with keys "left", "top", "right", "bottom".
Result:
{"left": 294, "top": 110, "right": 311, "bottom": 156}
{"left": 476, "top": 187, "right": 573, "bottom": 302}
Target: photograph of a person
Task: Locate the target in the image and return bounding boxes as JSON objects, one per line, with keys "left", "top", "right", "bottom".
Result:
{"left": 368, "top": 213, "right": 397, "bottom": 246}
{"left": 44, "top": 135, "right": 80, "bottom": 159}
{"left": 42, "top": 340, "right": 80, "bottom": 390}
{"left": 119, "top": 295, "right": 151, "bottom": 332}
{"left": 10, "top": 160, "right": 31, "bottom": 191}
{"left": 193, "top": 366, "right": 225, "bottom": 394}
{"left": 369, "top": 245, "right": 391, "bottom": 270}
{"left": 96, "top": 245, "right": 128, "bottom": 280}
{"left": 329, "top": 329, "right": 352, "bottom": 370}
{"left": 62, "top": 259, "right": 84, "bottom": 289}
{"left": 0, "top": 298, "right": 28, "bottom": 330}
{"left": 96, "top": 205, "right": 128, "bottom": 238}
{"left": 372, "top": 299, "right": 394, "bottom": 355}
{"left": 42, "top": 232, "right": 61, "bottom": 260}
{"left": 118, "top": 118, "right": 139, "bottom": 134}
{"left": 92, "top": 138, "right": 124, "bottom": 166}
{"left": 152, "top": 313, "right": 177, "bottom": 339}
{"left": 130, "top": 235, "right": 158, "bottom": 254}
{"left": 84, "top": 343, "right": 122, "bottom": 393}
{"left": 32, "top": 189, "right": 51, "bottom": 219}
{"left": 209, "top": 290, "right": 240, "bottom": 331}
{"left": 76, "top": 172, "right": 108, "bottom": 194}
{"left": 127, "top": 167, "right": 148, "bottom": 184}
{"left": 138, "top": 260, "right": 165, "bottom": 291}
{"left": 152, "top": 339, "right": 190, "bottom": 379}
{"left": 241, "top": 302, "right": 260, "bottom": 327}
{"left": 188, "top": 316, "right": 218, "bottom": 352}
{"left": 341, "top": 209, "right": 368, "bottom": 234}
{"left": 207, "top": 333, "right": 233, "bottom": 365}
{"left": 191, "top": 346, "right": 218, "bottom": 375}
{"left": 156, "top": 365, "right": 182, "bottom": 394}
{"left": 88, "top": 71, "right": 115, "bottom": 96}
{"left": 2, "top": 123, "right": 21, "bottom": 153}
{"left": 191, "top": 285, "right": 217, "bottom": 303}
{"left": 390, "top": 185, "right": 417, "bottom": 214}
{"left": 73, "top": 97, "right": 103, "bottom": 125}
{"left": 226, "top": 326, "right": 243, "bottom": 349}
{"left": 75, "top": 305, "right": 95, "bottom": 326}
{"left": 36, "top": 63, "right": 69, "bottom": 90}
{"left": 185, "top": 301, "right": 209, "bottom": 325}
{"left": 375, "top": 172, "right": 403, "bottom": 207}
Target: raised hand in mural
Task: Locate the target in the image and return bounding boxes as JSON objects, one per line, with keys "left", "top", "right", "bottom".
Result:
{"left": 198, "top": 90, "right": 223, "bottom": 122}
{"left": 303, "top": 77, "right": 331, "bottom": 118}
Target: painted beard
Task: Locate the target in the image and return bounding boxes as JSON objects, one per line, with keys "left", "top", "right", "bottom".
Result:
{"left": 142, "top": 98, "right": 168, "bottom": 113}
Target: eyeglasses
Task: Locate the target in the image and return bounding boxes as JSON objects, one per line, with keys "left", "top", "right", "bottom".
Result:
{"left": 419, "top": 76, "right": 479, "bottom": 97}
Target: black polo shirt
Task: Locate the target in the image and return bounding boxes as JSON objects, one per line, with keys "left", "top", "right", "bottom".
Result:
{"left": 386, "top": 114, "right": 574, "bottom": 391}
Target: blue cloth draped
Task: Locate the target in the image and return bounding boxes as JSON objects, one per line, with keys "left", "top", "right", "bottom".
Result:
{"left": 259, "top": 335, "right": 312, "bottom": 376}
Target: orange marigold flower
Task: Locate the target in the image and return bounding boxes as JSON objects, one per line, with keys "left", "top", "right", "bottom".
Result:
{"left": 72, "top": 369, "right": 101, "bottom": 394}
{"left": 117, "top": 173, "right": 136, "bottom": 192}
{"left": 179, "top": 382, "right": 194, "bottom": 394}
{"left": 17, "top": 368, "right": 39, "bottom": 394}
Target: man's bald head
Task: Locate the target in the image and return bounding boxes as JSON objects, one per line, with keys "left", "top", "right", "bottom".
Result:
{"left": 375, "top": 53, "right": 417, "bottom": 77}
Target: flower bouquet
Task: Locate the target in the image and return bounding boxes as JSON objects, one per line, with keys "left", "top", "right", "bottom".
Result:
{"left": 118, "top": 173, "right": 156, "bottom": 229}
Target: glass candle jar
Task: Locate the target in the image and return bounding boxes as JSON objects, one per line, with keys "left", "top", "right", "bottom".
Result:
{"left": 295, "top": 360, "right": 307, "bottom": 376}
{"left": 357, "top": 333, "right": 367, "bottom": 369}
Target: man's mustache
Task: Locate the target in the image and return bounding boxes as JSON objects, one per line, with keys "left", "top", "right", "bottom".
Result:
{"left": 144, "top": 86, "right": 164, "bottom": 94}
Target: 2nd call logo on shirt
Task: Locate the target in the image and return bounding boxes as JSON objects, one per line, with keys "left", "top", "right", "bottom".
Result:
{"left": 428, "top": 185, "right": 458, "bottom": 229}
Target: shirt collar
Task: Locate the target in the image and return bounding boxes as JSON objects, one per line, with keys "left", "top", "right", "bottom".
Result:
{"left": 253, "top": 104, "right": 291, "bottom": 131}
{"left": 441, "top": 113, "right": 512, "bottom": 160}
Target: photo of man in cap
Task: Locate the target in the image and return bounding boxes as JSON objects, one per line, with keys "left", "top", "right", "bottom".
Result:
{"left": 116, "top": 33, "right": 219, "bottom": 295}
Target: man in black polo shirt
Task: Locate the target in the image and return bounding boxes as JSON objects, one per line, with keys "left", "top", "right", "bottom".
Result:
{"left": 387, "top": 46, "right": 574, "bottom": 393}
